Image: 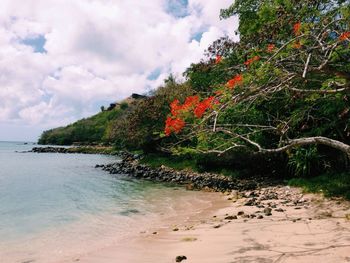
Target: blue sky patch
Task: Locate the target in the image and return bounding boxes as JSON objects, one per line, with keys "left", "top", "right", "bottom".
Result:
{"left": 147, "top": 67, "right": 162, "bottom": 80}
{"left": 21, "top": 35, "right": 47, "bottom": 53}
{"left": 191, "top": 30, "right": 205, "bottom": 42}
{"left": 166, "top": 0, "right": 189, "bottom": 18}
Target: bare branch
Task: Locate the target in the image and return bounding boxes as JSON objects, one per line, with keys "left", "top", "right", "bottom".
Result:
{"left": 261, "top": 136, "right": 350, "bottom": 159}
{"left": 302, "top": 53, "right": 312, "bottom": 78}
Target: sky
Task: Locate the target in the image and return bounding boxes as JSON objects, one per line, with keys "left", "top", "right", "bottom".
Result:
{"left": 0, "top": 0, "right": 238, "bottom": 142}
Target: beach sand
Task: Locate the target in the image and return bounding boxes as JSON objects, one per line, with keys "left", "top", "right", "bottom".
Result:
{"left": 62, "top": 186, "right": 350, "bottom": 263}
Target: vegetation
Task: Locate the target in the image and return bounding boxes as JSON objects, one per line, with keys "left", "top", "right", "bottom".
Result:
{"left": 163, "top": 0, "right": 350, "bottom": 177}
{"left": 39, "top": 0, "right": 349, "bottom": 198}
{"left": 38, "top": 108, "right": 123, "bottom": 145}
{"left": 289, "top": 172, "right": 350, "bottom": 200}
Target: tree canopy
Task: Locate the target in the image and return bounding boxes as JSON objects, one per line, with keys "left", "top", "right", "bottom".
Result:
{"left": 163, "top": 0, "right": 350, "bottom": 175}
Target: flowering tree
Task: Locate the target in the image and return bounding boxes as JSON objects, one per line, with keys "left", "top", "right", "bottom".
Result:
{"left": 163, "top": 0, "right": 350, "bottom": 168}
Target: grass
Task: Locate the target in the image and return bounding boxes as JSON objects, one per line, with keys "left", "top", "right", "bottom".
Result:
{"left": 140, "top": 153, "right": 245, "bottom": 179}
{"left": 67, "top": 146, "right": 116, "bottom": 155}
{"left": 140, "top": 154, "right": 199, "bottom": 172}
{"left": 288, "top": 172, "right": 350, "bottom": 200}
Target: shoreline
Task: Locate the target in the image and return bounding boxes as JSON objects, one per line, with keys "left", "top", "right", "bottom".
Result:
{"left": 62, "top": 186, "right": 350, "bottom": 263}
{"left": 19, "top": 146, "right": 350, "bottom": 262}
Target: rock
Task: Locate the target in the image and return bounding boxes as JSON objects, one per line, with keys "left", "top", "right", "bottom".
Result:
{"left": 275, "top": 208, "right": 284, "bottom": 212}
{"left": 257, "top": 215, "right": 264, "bottom": 219}
{"left": 152, "top": 232, "right": 158, "bottom": 235}
{"left": 173, "top": 228, "right": 179, "bottom": 231}
{"left": 224, "top": 215, "right": 238, "bottom": 220}
{"left": 213, "top": 224, "right": 222, "bottom": 228}
{"left": 263, "top": 207, "right": 272, "bottom": 215}
{"left": 244, "top": 198, "right": 257, "bottom": 206}
{"left": 237, "top": 211, "right": 245, "bottom": 216}
{"left": 176, "top": 255, "right": 187, "bottom": 262}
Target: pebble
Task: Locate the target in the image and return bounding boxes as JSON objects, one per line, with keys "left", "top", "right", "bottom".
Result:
{"left": 224, "top": 215, "right": 238, "bottom": 220}
{"left": 176, "top": 255, "right": 187, "bottom": 262}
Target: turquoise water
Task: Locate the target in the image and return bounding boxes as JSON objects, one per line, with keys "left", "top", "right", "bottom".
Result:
{"left": 0, "top": 142, "right": 214, "bottom": 263}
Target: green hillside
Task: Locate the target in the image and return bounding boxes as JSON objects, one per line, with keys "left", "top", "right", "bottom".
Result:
{"left": 38, "top": 108, "right": 122, "bottom": 145}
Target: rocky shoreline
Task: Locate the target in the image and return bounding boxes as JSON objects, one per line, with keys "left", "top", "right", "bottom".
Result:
{"left": 95, "top": 152, "right": 282, "bottom": 193}
{"left": 30, "top": 146, "right": 116, "bottom": 155}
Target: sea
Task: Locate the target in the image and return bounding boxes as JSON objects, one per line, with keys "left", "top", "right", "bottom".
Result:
{"left": 0, "top": 141, "right": 215, "bottom": 263}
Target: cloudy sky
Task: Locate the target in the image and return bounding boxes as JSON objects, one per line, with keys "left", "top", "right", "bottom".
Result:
{"left": 0, "top": 0, "right": 238, "bottom": 142}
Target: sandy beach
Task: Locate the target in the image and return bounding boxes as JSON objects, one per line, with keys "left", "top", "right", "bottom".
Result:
{"left": 61, "top": 186, "right": 350, "bottom": 263}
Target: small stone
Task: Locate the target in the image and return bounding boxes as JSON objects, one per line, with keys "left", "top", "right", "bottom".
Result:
{"left": 263, "top": 207, "right": 272, "bottom": 215}
{"left": 213, "top": 224, "right": 222, "bottom": 228}
{"left": 224, "top": 215, "right": 238, "bottom": 220}
{"left": 237, "top": 211, "right": 245, "bottom": 216}
{"left": 152, "top": 232, "right": 158, "bottom": 235}
{"left": 176, "top": 255, "right": 187, "bottom": 262}
{"left": 295, "top": 207, "right": 302, "bottom": 210}
{"left": 173, "top": 228, "right": 179, "bottom": 231}
{"left": 275, "top": 208, "right": 284, "bottom": 212}
{"left": 257, "top": 215, "right": 264, "bottom": 219}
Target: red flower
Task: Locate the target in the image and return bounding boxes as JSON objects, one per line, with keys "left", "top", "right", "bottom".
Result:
{"left": 194, "top": 97, "right": 215, "bottom": 118}
{"left": 267, "top": 44, "right": 275, "bottom": 53}
{"left": 215, "top": 55, "right": 222, "bottom": 64}
{"left": 339, "top": 32, "right": 350, "bottom": 41}
{"left": 170, "top": 96, "right": 199, "bottom": 116}
{"left": 183, "top": 95, "right": 200, "bottom": 109}
{"left": 293, "top": 22, "right": 301, "bottom": 36}
{"left": 170, "top": 99, "right": 182, "bottom": 116}
{"left": 244, "top": 56, "right": 260, "bottom": 67}
{"left": 226, "top": 74, "right": 243, "bottom": 89}
{"left": 164, "top": 117, "right": 185, "bottom": 136}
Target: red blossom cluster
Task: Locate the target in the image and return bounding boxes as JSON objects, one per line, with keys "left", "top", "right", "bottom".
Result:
{"left": 194, "top": 97, "right": 215, "bottom": 118}
{"left": 226, "top": 74, "right": 243, "bottom": 89}
{"left": 244, "top": 56, "right": 260, "bottom": 67}
{"left": 170, "top": 96, "right": 199, "bottom": 116}
{"left": 267, "top": 44, "right": 275, "bottom": 53}
{"left": 165, "top": 95, "right": 219, "bottom": 135}
{"left": 215, "top": 55, "right": 222, "bottom": 64}
{"left": 293, "top": 22, "right": 301, "bottom": 36}
{"left": 164, "top": 117, "right": 185, "bottom": 136}
{"left": 339, "top": 32, "right": 350, "bottom": 41}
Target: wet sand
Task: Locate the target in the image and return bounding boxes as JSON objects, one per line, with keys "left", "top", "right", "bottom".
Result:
{"left": 62, "top": 186, "right": 350, "bottom": 263}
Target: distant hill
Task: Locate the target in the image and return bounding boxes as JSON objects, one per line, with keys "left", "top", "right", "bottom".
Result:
{"left": 38, "top": 95, "right": 144, "bottom": 145}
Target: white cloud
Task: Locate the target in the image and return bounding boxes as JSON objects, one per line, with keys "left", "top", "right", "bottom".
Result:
{"left": 0, "top": 0, "right": 238, "bottom": 141}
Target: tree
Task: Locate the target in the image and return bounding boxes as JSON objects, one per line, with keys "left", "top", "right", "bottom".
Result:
{"left": 163, "top": 0, "right": 350, "bottom": 172}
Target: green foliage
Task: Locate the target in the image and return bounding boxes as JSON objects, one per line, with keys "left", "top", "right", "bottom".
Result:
{"left": 140, "top": 153, "right": 199, "bottom": 172}
{"left": 38, "top": 107, "right": 124, "bottom": 145}
{"left": 106, "top": 81, "right": 195, "bottom": 152}
{"left": 287, "top": 146, "right": 325, "bottom": 177}
{"left": 289, "top": 172, "right": 350, "bottom": 200}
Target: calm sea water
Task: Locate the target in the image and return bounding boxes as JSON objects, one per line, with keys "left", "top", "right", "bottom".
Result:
{"left": 0, "top": 142, "right": 214, "bottom": 263}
